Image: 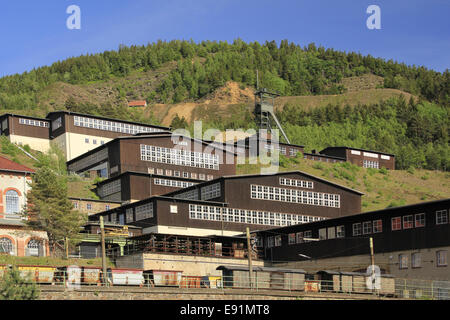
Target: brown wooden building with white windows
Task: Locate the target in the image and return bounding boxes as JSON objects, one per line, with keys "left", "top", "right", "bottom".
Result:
{"left": 319, "top": 147, "right": 395, "bottom": 170}
{"left": 67, "top": 133, "right": 238, "bottom": 181}
{"left": 88, "top": 171, "right": 363, "bottom": 237}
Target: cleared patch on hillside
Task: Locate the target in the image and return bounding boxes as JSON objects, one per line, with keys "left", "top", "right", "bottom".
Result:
{"left": 340, "top": 74, "right": 385, "bottom": 92}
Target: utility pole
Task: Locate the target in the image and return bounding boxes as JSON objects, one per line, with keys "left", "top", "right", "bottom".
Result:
{"left": 65, "top": 237, "right": 69, "bottom": 259}
{"left": 246, "top": 227, "right": 253, "bottom": 289}
{"left": 369, "top": 237, "right": 375, "bottom": 293}
{"left": 100, "top": 216, "right": 108, "bottom": 286}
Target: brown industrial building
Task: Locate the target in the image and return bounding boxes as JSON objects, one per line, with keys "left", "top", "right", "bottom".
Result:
{"left": 255, "top": 198, "right": 450, "bottom": 281}
{"left": 0, "top": 111, "right": 170, "bottom": 161}
{"left": 67, "top": 133, "right": 238, "bottom": 181}
{"left": 319, "top": 147, "right": 395, "bottom": 170}
{"left": 88, "top": 171, "right": 363, "bottom": 237}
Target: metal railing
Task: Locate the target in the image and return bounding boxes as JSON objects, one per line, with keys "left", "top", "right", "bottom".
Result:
{"left": 1, "top": 267, "right": 449, "bottom": 300}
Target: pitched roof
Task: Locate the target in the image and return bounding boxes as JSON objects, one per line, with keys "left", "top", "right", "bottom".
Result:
{"left": 0, "top": 156, "right": 35, "bottom": 173}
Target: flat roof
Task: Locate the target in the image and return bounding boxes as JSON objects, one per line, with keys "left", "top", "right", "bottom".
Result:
{"left": 0, "top": 113, "right": 49, "bottom": 122}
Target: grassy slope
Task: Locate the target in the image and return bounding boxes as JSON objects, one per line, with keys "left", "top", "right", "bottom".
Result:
{"left": 237, "top": 157, "right": 450, "bottom": 213}
{"left": 0, "top": 255, "right": 113, "bottom": 267}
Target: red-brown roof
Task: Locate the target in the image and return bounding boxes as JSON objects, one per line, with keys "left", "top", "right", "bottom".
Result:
{"left": 0, "top": 156, "right": 35, "bottom": 173}
{"left": 128, "top": 100, "right": 147, "bottom": 107}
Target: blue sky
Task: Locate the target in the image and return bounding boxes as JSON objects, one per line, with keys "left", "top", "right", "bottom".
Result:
{"left": 0, "top": 0, "right": 448, "bottom": 77}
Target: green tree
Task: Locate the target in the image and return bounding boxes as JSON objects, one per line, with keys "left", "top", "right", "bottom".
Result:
{"left": 25, "top": 148, "right": 87, "bottom": 255}
{"left": 0, "top": 267, "right": 40, "bottom": 300}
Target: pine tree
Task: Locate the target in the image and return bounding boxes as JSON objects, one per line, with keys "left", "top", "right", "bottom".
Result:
{"left": 24, "top": 148, "right": 87, "bottom": 255}
{"left": 0, "top": 267, "right": 40, "bottom": 300}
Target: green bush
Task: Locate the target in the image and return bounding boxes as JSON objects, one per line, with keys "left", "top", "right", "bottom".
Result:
{"left": 0, "top": 267, "right": 40, "bottom": 300}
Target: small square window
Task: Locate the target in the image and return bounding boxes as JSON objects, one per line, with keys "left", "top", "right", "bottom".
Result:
{"left": 391, "top": 217, "right": 402, "bottom": 231}
{"left": 437, "top": 251, "right": 447, "bottom": 267}
{"left": 85, "top": 138, "right": 90, "bottom": 144}
{"left": 399, "top": 254, "right": 408, "bottom": 269}
{"left": 415, "top": 213, "right": 425, "bottom": 228}
{"left": 403, "top": 215, "right": 413, "bottom": 229}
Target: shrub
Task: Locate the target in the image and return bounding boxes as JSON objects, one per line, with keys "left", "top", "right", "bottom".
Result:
{"left": 0, "top": 267, "right": 40, "bottom": 300}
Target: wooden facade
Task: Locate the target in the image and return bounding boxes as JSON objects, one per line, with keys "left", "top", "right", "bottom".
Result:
{"left": 88, "top": 171, "right": 363, "bottom": 236}
{"left": 320, "top": 147, "right": 395, "bottom": 170}
{"left": 95, "top": 171, "right": 200, "bottom": 202}
{"left": 255, "top": 198, "right": 450, "bottom": 280}
{"left": 67, "top": 134, "right": 238, "bottom": 181}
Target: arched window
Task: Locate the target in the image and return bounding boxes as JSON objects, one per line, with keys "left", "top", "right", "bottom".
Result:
{"left": 0, "top": 237, "right": 14, "bottom": 255}
{"left": 5, "top": 190, "right": 20, "bottom": 214}
{"left": 26, "top": 239, "right": 43, "bottom": 257}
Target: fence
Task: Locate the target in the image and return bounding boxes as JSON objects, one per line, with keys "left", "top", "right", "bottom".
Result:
{"left": 1, "top": 266, "right": 449, "bottom": 300}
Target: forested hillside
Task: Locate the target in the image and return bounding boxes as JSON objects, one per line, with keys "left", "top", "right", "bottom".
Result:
{"left": 0, "top": 39, "right": 448, "bottom": 171}
{"left": 1, "top": 39, "right": 448, "bottom": 109}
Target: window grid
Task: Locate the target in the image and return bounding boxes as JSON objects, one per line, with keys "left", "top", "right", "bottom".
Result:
{"left": 19, "top": 118, "right": 49, "bottom": 128}
{"left": 373, "top": 220, "right": 383, "bottom": 233}
{"left": 279, "top": 178, "right": 314, "bottom": 189}
{"left": 74, "top": 116, "right": 163, "bottom": 135}
{"left": 391, "top": 217, "right": 402, "bottom": 231}
{"left": 154, "top": 178, "right": 196, "bottom": 189}
{"left": 436, "top": 210, "right": 448, "bottom": 225}
{"left": 140, "top": 144, "right": 219, "bottom": 170}
{"left": 353, "top": 223, "right": 362, "bottom": 236}
{"left": 135, "top": 203, "right": 153, "bottom": 221}
{"left": 188, "top": 204, "right": 325, "bottom": 227}
{"left": 251, "top": 184, "right": 340, "bottom": 208}
{"left": 363, "top": 160, "right": 379, "bottom": 169}
{"left": 200, "top": 183, "right": 221, "bottom": 200}
{"left": 415, "top": 213, "right": 426, "bottom": 228}
{"left": 98, "top": 179, "right": 121, "bottom": 197}
{"left": 403, "top": 215, "right": 414, "bottom": 229}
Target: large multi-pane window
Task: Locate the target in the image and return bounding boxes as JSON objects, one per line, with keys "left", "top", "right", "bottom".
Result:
{"left": 175, "top": 189, "right": 199, "bottom": 200}
{"left": 0, "top": 238, "right": 14, "bottom": 255}
{"left": 436, "top": 210, "right": 448, "bottom": 225}
{"left": 19, "top": 118, "right": 49, "bottom": 128}
{"left": 52, "top": 117, "right": 62, "bottom": 131}
{"left": 5, "top": 190, "right": 19, "bottom": 214}
{"left": 279, "top": 178, "right": 313, "bottom": 189}
{"left": 188, "top": 204, "right": 325, "bottom": 227}
{"left": 154, "top": 178, "right": 196, "bottom": 189}
{"left": 250, "top": 184, "right": 340, "bottom": 208}
{"left": 74, "top": 116, "right": 163, "bottom": 135}
{"left": 98, "top": 180, "right": 121, "bottom": 197}
{"left": 135, "top": 203, "right": 153, "bottom": 221}
{"left": 200, "top": 183, "right": 221, "bottom": 200}
{"left": 363, "top": 160, "right": 379, "bottom": 169}
{"left": 140, "top": 145, "right": 219, "bottom": 170}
